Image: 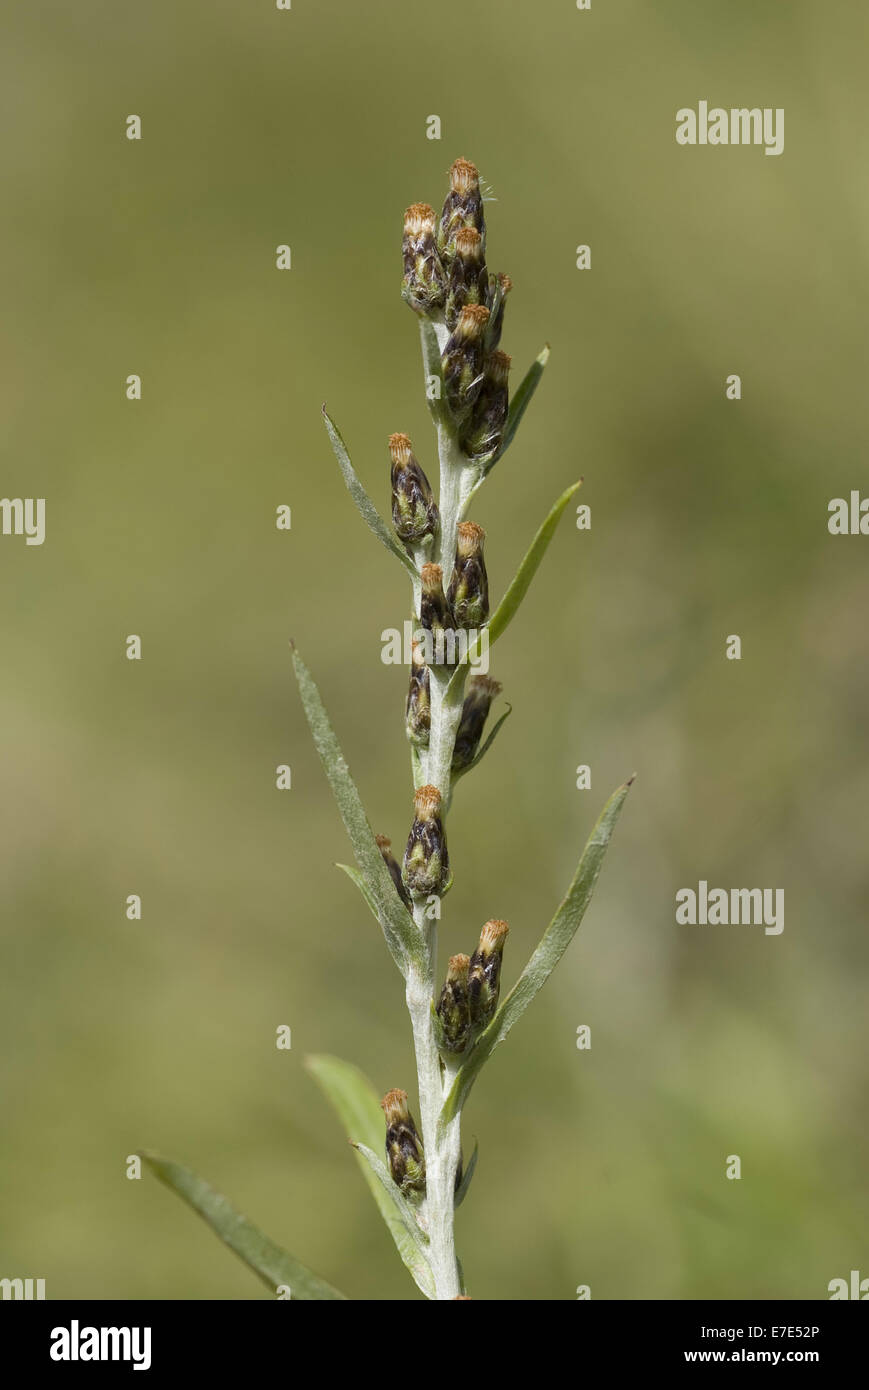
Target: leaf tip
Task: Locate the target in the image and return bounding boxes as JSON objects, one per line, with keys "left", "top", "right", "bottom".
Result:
{"left": 539, "top": 343, "right": 551, "bottom": 365}
{"left": 625, "top": 772, "right": 637, "bottom": 788}
{"left": 302, "top": 1053, "right": 323, "bottom": 1080}
{"left": 138, "top": 1149, "right": 167, "bottom": 1179}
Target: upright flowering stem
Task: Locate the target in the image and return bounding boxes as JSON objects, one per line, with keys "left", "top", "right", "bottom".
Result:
{"left": 404, "top": 912, "right": 462, "bottom": 1299}
{"left": 434, "top": 416, "right": 467, "bottom": 577}
{"left": 150, "top": 155, "right": 629, "bottom": 1306}
{"left": 435, "top": 415, "right": 482, "bottom": 579}
{"left": 426, "top": 669, "right": 466, "bottom": 811}
{"left": 403, "top": 511, "right": 467, "bottom": 1299}
{"left": 394, "top": 158, "right": 508, "bottom": 1297}
{"left": 402, "top": 449, "right": 470, "bottom": 1294}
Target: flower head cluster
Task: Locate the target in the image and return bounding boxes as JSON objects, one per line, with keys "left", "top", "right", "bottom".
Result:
{"left": 402, "top": 159, "right": 511, "bottom": 469}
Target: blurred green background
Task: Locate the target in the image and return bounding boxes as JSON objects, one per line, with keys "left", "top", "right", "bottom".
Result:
{"left": 2, "top": 0, "right": 867, "bottom": 1300}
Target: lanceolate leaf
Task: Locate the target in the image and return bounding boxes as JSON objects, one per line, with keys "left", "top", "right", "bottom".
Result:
{"left": 454, "top": 1140, "right": 479, "bottom": 1208}
{"left": 498, "top": 343, "right": 550, "bottom": 459}
{"left": 410, "top": 743, "right": 425, "bottom": 789}
{"left": 453, "top": 704, "right": 512, "bottom": 783}
{"left": 449, "top": 481, "right": 582, "bottom": 692}
{"left": 440, "top": 778, "right": 633, "bottom": 1130}
{"left": 335, "top": 862, "right": 380, "bottom": 923}
{"left": 351, "top": 1143, "right": 431, "bottom": 1259}
{"left": 322, "top": 407, "right": 417, "bottom": 578}
{"left": 292, "top": 646, "right": 422, "bottom": 973}
{"left": 484, "top": 278, "right": 504, "bottom": 354}
{"left": 140, "top": 1152, "right": 346, "bottom": 1300}
{"left": 306, "top": 1055, "right": 435, "bottom": 1299}
{"left": 487, "top": 480, "right": 582, "bottom": 647}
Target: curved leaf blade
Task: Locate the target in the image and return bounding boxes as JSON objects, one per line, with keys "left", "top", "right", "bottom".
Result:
{"left": 306, "top": 1054, "right": 435, "bottom": 1299}
{"left": 292, "top": 646, "right": 422, "bottom": 973}
{"left": 411, "top": 743, "right": 425, "bottom": 790}
{"left": 323, "top": 407, "right": 417, "bottom": 577}
{"left": 498, "top": 344, "right": 550, "bottom": 459}
{"left": 487, "top": 480, "right": 582, "bottom": 647}
{"left": 440, "top": 777, "right": 633, "bottom": 1129}
{"left": 452, "top": 704, "right": 512, "bottom": 784}
{"left": 454, "top": 1139, "right": 479, "bottom": 1208}
{"left": 449, "top": 481, "right": 582, "bottom": 693}
{"left": 351, "top": 1143, "right": 430, "bottom": 1255}
{"left": 335, "top": 861, "right": 380, "bottom": 923}
{"left": 140, "top": 1151, "right": 346, "bottom": 1300}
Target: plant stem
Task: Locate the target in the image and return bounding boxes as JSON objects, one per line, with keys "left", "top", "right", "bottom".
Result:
{"left": 406, "top": 662, "right": 465, "bottom": 1297}
{"left": 435, "top": 424, "right": 464, "bottom": 578}
{"left": 405, "top": 917, "right": 461, "bottom": 1300}
{"left": 425, "top": 667, "right": 466, "bottom": 813}
{"left": 434, "top": 426, "right": 478, "bottom": 580}
{"left": 402, "top": 320, "right": 474, "bottom": 1298}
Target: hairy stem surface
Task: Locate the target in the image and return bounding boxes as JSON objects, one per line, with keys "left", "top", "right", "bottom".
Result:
{"left": 404, "top": 321, "right": 472, "bottom": 1297}
{"left": 406, "top": 923, "right": 461, "bottom": 1300}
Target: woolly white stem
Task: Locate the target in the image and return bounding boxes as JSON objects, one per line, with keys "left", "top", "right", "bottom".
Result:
{"left": 402, "top": 319, "right": 472, "bottom": 1299}
{"left": 405, "top": 915, "right": 461, "bottom": 1300}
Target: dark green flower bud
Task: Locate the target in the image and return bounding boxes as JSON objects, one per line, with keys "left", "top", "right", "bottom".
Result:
{"left": 434, "top": 953, "right": 472, "bottom": 1056}
{"left": 438, "top": 158, "right": 486, "bottom": 264}
{"left": 445, "top": 227, "right": 487, "bottom": 331}
{"left": 461, "top": 350, "right": 510, "bottom": 468}
{"left": 402, "top": 785, "right": 450, "bottom": 899}
{"left": 420, "top": 563, "right": 457, "bottom": 665}
{"left": 389, "top": 433, "right": 439, "bottom": 545}
{"left": 405, "top": 638, "right": 430, "bottom": 747}
{"left": 401, "top": 203, "right": 446, "bottom": 314}
{"left": 452, "top": 675, "right": 502, "bottom": 771}
{"left": 468, "top": 919, "right": 509, "bottom": 1031}
{"left": 375, "top": 834, "right": 412, "bottom": 911}
{"left": 442, "top": 304, "right": 490, "bottom": 427}
{"left": 484, "top": 272, "right": 512, "bottom": 352}
{"left": 447, "top": 522, "right": 489, "bottom": 629}
{"left": 381, "top": 1088, "right": 426, "bottom": 1197}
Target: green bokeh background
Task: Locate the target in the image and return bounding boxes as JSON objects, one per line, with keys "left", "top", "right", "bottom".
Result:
{"left": 2, "top": 0, "right": 867, "bottom": 1300}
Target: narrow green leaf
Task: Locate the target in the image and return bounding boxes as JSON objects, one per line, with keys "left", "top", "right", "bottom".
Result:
{"left": 323, "top": 406, "right": 417, "bottom": 577}
{"left": 292, "top": 646, "right": 422, "bottom": 973}
{"left": 454, "top": 1140, "right": 479, "bottom": 1208}
{"left": 440, "top": 778, "right": 633, "bottom": 1129}
{"left": 487, "top": 481, "right": 581, "bottom": 648}
{"left": 351, "top": 1143, "right": 430, "bottom": 1255}
{"left": 306, "top": 1055, "right": 435, "bottom": 1299}
{"left": 483, "top": 279, "right": 504, "bottom": 354}
{"left": 498, "top": 343, "right": 550, "bottom": 459}
{"left": 335, "top": 862, "right": 380, "bottom": 924}
{"left": 140, "top": 1151, "right": 346, "bottom": 1300}
{"left": 411, "top": 743, "right": 425, "bottom": 789}
{"left": 449, "top": 481, "right": 582, "bottom": 692}
{"left": 452, "top": 704, "right": 512, "bottom": 783}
